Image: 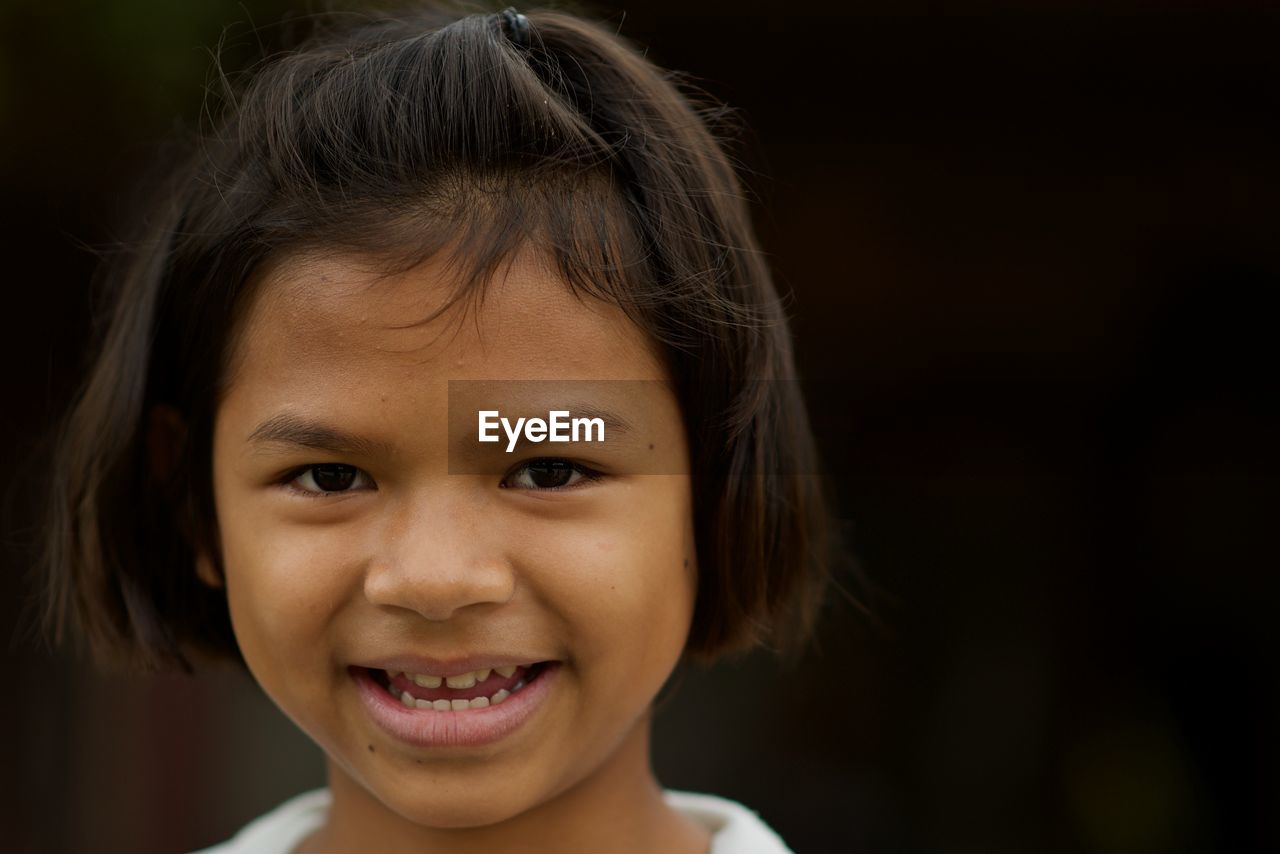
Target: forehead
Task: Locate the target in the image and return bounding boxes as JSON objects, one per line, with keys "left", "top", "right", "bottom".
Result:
{"left": 226, "top": 246, "right": 667, "bottom": 389}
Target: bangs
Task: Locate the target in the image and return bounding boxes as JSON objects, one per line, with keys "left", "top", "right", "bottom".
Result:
{"left": 201, "top": 10, "right": 661, "bottom": 351}
{"left": 251, "top": 167, "right": 651, "bottom": 337}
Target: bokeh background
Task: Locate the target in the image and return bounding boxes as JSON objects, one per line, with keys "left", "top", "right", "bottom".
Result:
{"left": 2, "top": 1, "right": 1276, "bottom": 852}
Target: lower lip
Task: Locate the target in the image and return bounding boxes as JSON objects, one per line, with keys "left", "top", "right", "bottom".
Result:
{"left": 351, "top": 663, "right": 560, "bottom": 749}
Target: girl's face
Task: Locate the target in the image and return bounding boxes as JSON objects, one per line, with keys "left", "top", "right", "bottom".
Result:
{"left": 204, "top": 247, "right": 697, "bottom": 829}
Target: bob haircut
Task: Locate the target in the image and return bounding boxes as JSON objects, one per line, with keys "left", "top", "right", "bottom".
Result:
{"left": 39, "top": 2, "right": 834, "bottom": 672}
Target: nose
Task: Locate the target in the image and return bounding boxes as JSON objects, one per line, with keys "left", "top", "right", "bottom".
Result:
{"left": 363, "top": 488, "right": 516, "bottom": 621}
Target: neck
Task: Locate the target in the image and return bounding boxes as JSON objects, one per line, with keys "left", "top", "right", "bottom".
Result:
{"left": 303, "top": 712, "right": 709, "bottom": 854}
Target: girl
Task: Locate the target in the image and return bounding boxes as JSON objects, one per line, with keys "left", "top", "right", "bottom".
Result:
{"left": 40, "top": 3, "right": 833, "bottom": 852}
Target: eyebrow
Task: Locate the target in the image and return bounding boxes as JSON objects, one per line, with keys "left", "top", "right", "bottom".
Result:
{"left": 246, "top": 413, "right": 395, "bottom": 457}
{"left": 247, "top": 405, "right": 637, "bottom": 458}
{"left": 547, "top": 404, "right": 634, "bottom": 436}
{"left": 469, "top": 404, "right": 636, "bottom": 438}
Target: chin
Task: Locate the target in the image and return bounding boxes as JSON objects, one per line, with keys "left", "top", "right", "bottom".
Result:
{"left": 378, "top": 782, "right": 539, "bottom": 829}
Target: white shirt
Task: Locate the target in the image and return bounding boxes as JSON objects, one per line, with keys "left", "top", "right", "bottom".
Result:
{"left": 190, "top": 787, "right": 794, "bottom": 853}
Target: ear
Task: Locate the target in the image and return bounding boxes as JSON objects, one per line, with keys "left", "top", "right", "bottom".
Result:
{"left": 147, "top": 403, "right": 187, "bottom": 485}
{"left": 148, "top": 405, "right": 225, "bottom": 591}
{"left": 195, "top": 549, "right": 224, "bottom": 590}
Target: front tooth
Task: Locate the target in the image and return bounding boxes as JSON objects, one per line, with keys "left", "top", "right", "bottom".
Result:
{"left": 414, "top": 698, "right": 433, "bottom": 710}
{"left": 412, "top": 673, "right": 443, "bottom": 688}
{"left": 400, "top": 691, "right": 415, "bottom": 708}
{"left": 450, "top": 698, "right": 469, "bottom": 711}
{"left": 469, "top": 696, "right": 490, "bottom": 709}
{"left": 474, "top": 668, "right": 492, "bottom": 683}
{"left": 495, "top": 665, "right": 517, "bottom": 679}
{"left": 491, "top": 688, "right": 510, "bottom": 705}
{"left": 432, "top": 699, "right": 451, "bottom": 711}
{"left": 445, "top": 672, "right": 477, "bottom": 689}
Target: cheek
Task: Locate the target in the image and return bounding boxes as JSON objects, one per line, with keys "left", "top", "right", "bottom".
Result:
{"left": 217, "top": 499, "right": 361, "bottom": 689}
{"left": 520, "top": 478, "right": 696, "bottom": 689}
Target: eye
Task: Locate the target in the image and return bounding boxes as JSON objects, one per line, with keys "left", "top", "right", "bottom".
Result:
{"left": 500, "top": 458, "right": 602, "bottom": 491}
{"left": 287, "top": 463, "right": 375, "bottom": 496}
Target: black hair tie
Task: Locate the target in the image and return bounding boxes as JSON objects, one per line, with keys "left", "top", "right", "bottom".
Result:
{"left": 498, "top": 7, "right": 531, "bottom": 49}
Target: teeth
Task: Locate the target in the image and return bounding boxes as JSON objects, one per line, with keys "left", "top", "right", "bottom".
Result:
{"left": 395, "top": 665, "right": 525, "bottom": 688}
{"left": 388, "top": 663, "right": 544, "bottom": 710}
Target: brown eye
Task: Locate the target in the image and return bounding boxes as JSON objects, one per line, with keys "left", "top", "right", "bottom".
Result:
{"left": 527, "top": 460, "right": 574, "bottom": 489}
{"left": 502, "top": 459, "right": 599, "bottom": 491}
{"left": 294, "top": 464, "right": 371, "bottom": 494}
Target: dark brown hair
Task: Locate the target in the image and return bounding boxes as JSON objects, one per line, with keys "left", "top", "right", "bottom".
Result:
{"left": 38, "top": 1, "right": 835, "bottom": 672}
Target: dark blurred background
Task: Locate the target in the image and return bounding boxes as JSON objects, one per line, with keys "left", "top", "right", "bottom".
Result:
{"left": 2, "top": 1, "right": 1276, "bottom": 852}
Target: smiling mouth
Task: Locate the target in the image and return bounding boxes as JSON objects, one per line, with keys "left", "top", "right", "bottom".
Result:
{"left": 365, "top": 662, "right": 553, "bottom": 711}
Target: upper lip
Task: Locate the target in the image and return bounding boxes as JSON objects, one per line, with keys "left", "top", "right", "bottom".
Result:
{"left": 357, "top": 654, "right": 557, "bottom": 678}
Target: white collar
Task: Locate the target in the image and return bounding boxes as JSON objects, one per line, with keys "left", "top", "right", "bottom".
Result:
{"left": 190, "top": 786, "right": 794, "bottom": 853}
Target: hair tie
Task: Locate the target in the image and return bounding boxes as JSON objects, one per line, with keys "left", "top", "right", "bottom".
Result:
{"left": 498, "top": 7, "right": 531, "bottom": 49}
